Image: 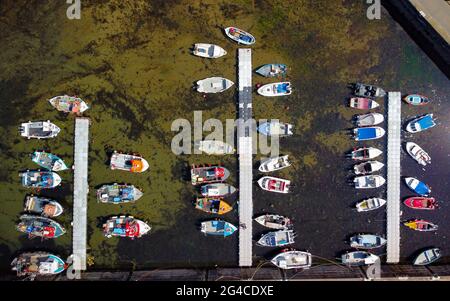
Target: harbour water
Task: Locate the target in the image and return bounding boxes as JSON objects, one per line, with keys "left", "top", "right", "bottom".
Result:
{"left": 0, "top": 0, "right": 449, "bottom": 272}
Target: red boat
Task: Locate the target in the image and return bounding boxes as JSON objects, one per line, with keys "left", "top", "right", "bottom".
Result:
{"left": 404, "top": 197, "right": 436, "bottom": 210}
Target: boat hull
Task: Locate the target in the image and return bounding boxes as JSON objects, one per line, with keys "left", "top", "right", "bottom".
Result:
{"left": 200, "top": 183, "right": 236, "bottom": 197}
{"left": 403, "top": 197, "right": 436, "bottom": 210}
{"left": 191, "top": 165, "right": 230, "bottom": 185}
{"left": 196, "top": 77, "right": 234, "bottom": 93}
{"left": 404, "top": 177, "right": 431, "bottom": 196}
{"left": 413, "top": 248, "right": 441, "bottom": 265}
{"left": 195, "top": 198, "right": 232, "bottom": 215}
{"left": 406, "top": 114, "right": 436, "bottom": 133}
{"left": 353, "top": 126, "right": 385, "bottom": 141}
{"left": 11, "top": 252, "right": 66, "bottom": 277}
{"left": 405, "top": 142, "right": 430, "bottom": 166}
{"left": 17, "top": 215, "right": 66, "bottom": 239}
{"left": 349, "top": 147, "right": 382, "bottom": 161}
{"left": 354, "top": 175, "right": 386, "bottom": 189}
{"left": 254, "top": 214, "right": 292, "bottom": 230}
{"left": 403, "top": 94, "right": 429, "bottom": 106}
{"left": 200, "top": 220, "right": 237, "bottom": 237}
{"left": 349, "top": 234, "right": 387, "bottom": 249}
{"left": 257, "top": 176, "right": 290, "bottom": 193}
{"left": 19, "top": 121, "right": 60, "bottom": 139}
{"left": 258, "top": 155, "right": 291, "bottom": 172}
{"left": 192, "top": 43, "right": 227, "bottom": 58}
{"left": 110, "top": 151, "right": 149, "bottom": 173}
{"left": 97, "top": 184, "right": 143, "bottom": 204}
{"left": 31, "top": 151, "right": 68, "bottom": 171}
{"left": 271, "top": 250, "right": 311, "bottom": 269}
{"left": 224, "top": 27, "right": 255, "bottom": 45}
{"left": 356, "top": 198, "right": 386, "bottom": 212}
{"left": 24, "top": 195, "right": 64, "bottom": 217}
{"left": 349, "top": 97, "right": 379, "bottom": 110}
{"left": 257, "top": 82, "right": 292, "bottom": 97}
{"left": 48, "top": 95, "right": 89, "bottom": 113}
{"left": 103, "top": 216, "right": 151, "bottom": 238}
{"left": 255, "top": 64, "right": 287, "bottom": 77}
{"left": 21, "top": 171, "right": 62, "bottom": 189}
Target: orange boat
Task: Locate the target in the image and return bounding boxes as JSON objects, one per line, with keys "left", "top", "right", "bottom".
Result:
{"left": 195, "top": 198, "right": 232, "bottom": 215}
{"left": 110, "top": 151, "right": 149, "bottom": 173}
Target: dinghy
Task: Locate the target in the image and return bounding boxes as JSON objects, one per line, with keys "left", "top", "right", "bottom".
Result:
{"left": 349, "top": 83, "right": 386, "bottom": 98}
{"left": 403, "top": 219, "right": 438, "bottom": 232}
{"left": 257, "top": 230, "right": 295, "bottom": 247}
{"left": 271, "top": 249, "right": 312, "bottom": 269}
{"left": 349, "top": 97, "right": 379, "bottom": 110}
{"left": 255, "top": 64, "right": 287, "bottom": 77}
{"left": 405, "top": 142, "right": 431, "bottom": 166}
{"left": 48, "top": 95, "right": 89, "bottom": 113}
{"left": 254, "top": 214, "right": 292, "bottom": 230}
{"left": 258, "top": 121, "right": 293, "bottom": 136}
{"left": 17, "top": 215, "right": 66, "bottom": 239}
{"left": 413, "top": 248, "right": 441, "bottom": 265}
{"left": 110, "top": 151, "right": 149, "bottom": 173}
{"left": 341, "top": 251, "right": 379, "bottom": 266}
{"left": 19, "top": 121, "right": 60, "bottom": 139}
{"left": 31, "top": 151, "right": 68, "bottom": 171}
{"left": 192, "top": 43, "right": 227, "bottom": 58}
{"left": 257, "top": 82, "right": 292, "bottom": 97}
{"left": 196, "top": 140, "right": 234, "bottom": 155}
{"left": 356, "top": 198, "right": 386, "bottom": 212}
{"left": 191, "top": 165, "right": 230, "bottom": 185}
{"left": 96, "top": 184, "right": 143, "bottom": 204}
{"left": 21, "top": 170, "right": 62, "bottom": 189}
{"left": 103, "top": 216, "right": 151, "bottom": 238}
{"left": 200, "top": 183, "right": 236, "bottom": 197}
{"left": 353, "top": 126, "right": 385, "bottom": 141}
{"left": 224, "top": 27, "right": 255, "bottom": 45}
{"left": 200, "top": 220, "right": 237, "bottom": 237}
{"left": 258, "top": 155, "right": 291, "bottom": 172}
{"left": 404, "top": 177, "right": 431, "bottom": 196}
{"left": 353, "top": 160, "right": 384, "bottom": 175}
{"left": 403, "top": 197, "right": 436, "bottom": 210}
{"left": 11, "top": 252, "right": 66, "bottom": 277}
{"left": 349, "top": 234, "right": 387, "bottom": 249}
{"left": 24, "top": 195, "right": 63, "bottom": 217}
{"left": 195, "top": 198, "right": 232, "bottom": 215}
{"left": 257, "top": 176, "right": 290, "bottom": 194}
{"left": 196, "top": 77, "right": 234, "bottom": 93}
{"left": 348, "top": 147, "right": 382, "bottom": 161}
{"left": 354, "top": 113, "right": 384, "bottom": 127}
{"left": 403, "top": 94, "right": 430, "bottom": 106}
{"left": 406, "top": 114, "right": 436, "bottom": 133}
{"left": 353, "top": 175, "right": 386, "bottom": 189}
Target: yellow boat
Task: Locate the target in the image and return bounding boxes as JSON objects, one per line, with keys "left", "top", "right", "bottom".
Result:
{"left": 195, "top": 198, "right": 232, "bottom": 215}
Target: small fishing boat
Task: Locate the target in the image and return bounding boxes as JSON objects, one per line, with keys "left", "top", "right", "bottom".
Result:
{"left": 257, "top": 230, "right": 295, "bottom": 247}
{"left": 404, "top": 177, "right": 431, "bottom": 196}
{"left": 192, "top": 43, "right": 227, "bottom": 58}
{"left": 354, "top": 113, "right": 384, "bottom": 127}
{"left": 258, "top": 155, "right": 291, "bottom": 172}
{"left": 19, "top": 121, "right": 60, "bottom": 139}
{"left": 11, "top": 252, "right": 66, "bottom": 277}
{"left": 254, "top": 214, "right": 292, "bottom": 230}
{"left": 200, "top": 220, "right": 237, "bottom": 237}
{"left": 196, "top": 140, "right": 234, "bottom": 155}
{"left": 406, "top": 114, "right": 436, "bottom": 133}
{"left": 257, "top": 176, "right": 290, "bottom": 194}
{"left": 96, "top": 184, "right": 143, "bottom": 204}
{"left": 403, "top": 94, "right": 430, "bottom": 106}
{"left": 271, "top": 249, "right": 312, "bottom": 270}
{"left": 349, "top": 83, "right": 386, "bottom": 98}
{"left": 17, "top": 215, "right": 66, "bottom": 239}
{"left": 356, "top": 198, "right": 386, "bottom": 212}
{"left": 353, "top": 160, "right": 384, "bottom": 175}
{"left": 224, "top": 27, "right": 255, "bottom": 45}
{"left": 348, "top": 147, "right": 382, "bottom": 161}
{"left": 200, "top": 183, "right": 236, "bottom": 197}
{"left": 403, "top": 197, "right": 436, "bottom": 210}
{"left": 341, "top": 251, "right": 379, "bottom": 266}
{"left": 258, "top": 121, "right": 294, "bottom": 136}
{"left": 191, "top": 165, "right": 230, "bottom": 185}
{"left": 255, "top": 64, "right": 287, "bottom": 77}
{"left": 349, "top": 97, "right": 379, "bottom": 110}
{"left": 196, "top": 77, "right": 234, "bottom": 93}
{"left": 349, "top": 234, "right": 387, "bottom": 249}
{"left": 48, "top": 95, "right": 89, "bottom": 113}
{"left": 110, "top": 151, "right": 149, "bottom": 173}
{"left": 403, "top": 219, "right": 438, "bottom": 232}
{"left": 413, "top": 248, "right": 441, "bottom": 265}
{"left": 31, "top": 151, "right": 68, "bottom": 171}
{"left": 24, "top": 195, "right": 64, "bottom": 217}
{"left": 195, "top": 198, "right": 233, "bottom": 215}
{"left": 405, "top": 142, "right": 431, "bottom": 166}
{"left": 20, "top": 170, "right": 62, "bottom": 189}
{"left": 353, "top": 175, "right": 386, "bottom": 189}
{"left": 353, "top": 126, "right": 385, "bottom": 141}
{"left": 257, "top": 82, "right": 292, "bottom": 97}
{"left": 103, "top": 216, "right": 151, "bottom": 239}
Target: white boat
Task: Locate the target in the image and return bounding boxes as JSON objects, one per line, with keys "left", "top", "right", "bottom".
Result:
{"left": 197, "top": 140, "right": 234, "bottom": 155}
{"left": 349, "top": 147, "right": 383, "bottom": 161}
{"left": 349, "top": 234, "right": 387, "bottom": 249}
{"left": 48, "top": 95, "right": 89, "bottom": 113}
{"left": 258, "top": 155, "right": 291, "bottom": 172}
{"left": 196, "top": 77, "right": 234, "bottom": 93}
{"left": 257, "top": 176, "right": 290, "bottom": 194}
{"left": 353, "top": 161, "right": 384, "bottom": 175}
{"left": 257, "top": 230, "right": 295, "bottom": 247}
{"left": 200, "top": 183, "right": 237, "bottom": 197}
{"left": 224, "top": 27, "right": 255, "bottom": 45}
{"left": 354, "top": 175, "right": 386, "bottom": 189}
{"left": 271, "top": 250, "right": 312, "bottom": 269}
{"left": 406, "top": 114, "right": 436, "bottom": 133}
{"left": 19, "top": 121, "right": 60, "bottom": 139}
{"left": 341, "top": 251, "right": 379, "bottom": 266}
{"left": 257, "top": 82, "right": 292, "bottom": 97}
{"left": 355, "top": 113, "right": 384, "bottom": 127}
{"left": 413, "top": 248, "right": 441, "bottom": 266}
{"left": 356, "top": 198, "right": 386, "bottom": 212}
{"left": 405, "top": 142, "right": 431, "bottom": 166}
{"left": 258, "top": 121, "right": 293, "bottom": 136}
{"left": 254, "top": 214, "right": 292, "bottom": 230}
{"left": 110, "top": 151, "right": 149, "bottom": 173}
{"left": 192, "top": 43, "right": 227, "bottom": 58}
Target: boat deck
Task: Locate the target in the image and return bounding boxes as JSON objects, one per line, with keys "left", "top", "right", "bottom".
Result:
{"left": 238, "top": 48, "right": 253, "bottom": 267}
{"left": 73, "top": 118, "right": 89, "bottom": 273}
{"left": 386, "top": 92, "right": 401, "bottom": 263}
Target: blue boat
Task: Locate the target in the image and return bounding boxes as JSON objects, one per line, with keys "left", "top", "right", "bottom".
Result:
{"left": 406, "top": 113, "right": 436, "bottom": 133}
{"left": 353, "top": 126, "right": 385, "bottom": 141}
{"left": 200, "top": 220, "right": 237, "bottom": 237}
{"left": 403, "top": 94, "right": 430, "bottom": 106}
{"left": 255, "top": 64, "right": 287, "bottom": 77}
{"left": 224, "top": 27, "right": 255, "bottom": 45}
{"left": 20, "top": 170, "right": 62, "bottom": 189}
{"left": 16, "top": 215, "right": 66, "bottom": 239}
{"left": 405, "top": 177, "right": 431, "bottom": 196}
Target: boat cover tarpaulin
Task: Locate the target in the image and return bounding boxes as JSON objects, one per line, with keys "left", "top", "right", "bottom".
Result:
{"left": 357, "top": 128, "right": 376, "bottom": 139}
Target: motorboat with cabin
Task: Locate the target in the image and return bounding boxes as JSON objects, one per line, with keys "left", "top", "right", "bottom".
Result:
{"left": 103, "top": 216, "right": 151, "bottom": 238}
{"left": 20, "top": 170, "right": 62, "bottom": 189}
{"left": 257, "top": 82, "right": 292, "bottom": 97}
{"left": 16, "top": 215, "right": 66, "bottom": 239}
{"left": 405, "top": 142, "right": 431, "bottom": 166}
{"left": 257, "top": 176, "right": 290, "bottom": 194}
{"left": 406, "top": 114, "right": 436, "bottom": 133}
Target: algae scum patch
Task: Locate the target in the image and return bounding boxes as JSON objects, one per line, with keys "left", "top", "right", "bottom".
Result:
{"left": 0, "top": 0, "right": 449, "bottom": 270}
